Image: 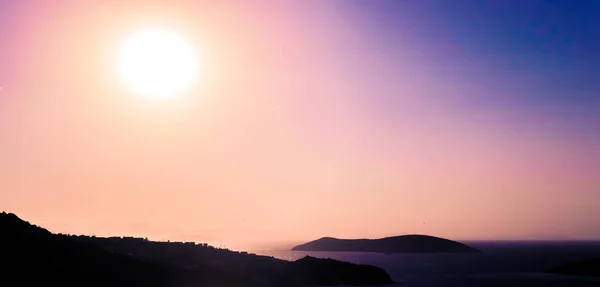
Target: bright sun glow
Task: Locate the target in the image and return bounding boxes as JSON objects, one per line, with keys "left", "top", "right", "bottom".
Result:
{"left": 116, "top": 28, "right": 198, "bottom": 100}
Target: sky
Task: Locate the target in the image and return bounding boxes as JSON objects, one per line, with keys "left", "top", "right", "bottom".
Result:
{"left": 1, "top": 0, "right": 599, "bottom": 250}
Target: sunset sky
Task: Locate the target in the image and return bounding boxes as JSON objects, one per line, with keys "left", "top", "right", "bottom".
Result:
{"left": 1, "top": 0, "right": 599, "bottom": 250}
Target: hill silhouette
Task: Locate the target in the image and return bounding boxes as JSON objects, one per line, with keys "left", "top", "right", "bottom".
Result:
{"left": 549, "top": 258, "right": 600, "bottom": 277}
{"left": 0, "top": 212, "right": 392, "bottom": 287}
{"left": 0, "top": 212, "right": 183, "bottom": 287}
{"left": 292, "top": 235, "right": 481, "bottom": 253}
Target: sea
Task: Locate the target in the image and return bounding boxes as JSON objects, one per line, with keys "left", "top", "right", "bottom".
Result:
{"left": 253, "top": 242, "right": 600, "bottom": 287}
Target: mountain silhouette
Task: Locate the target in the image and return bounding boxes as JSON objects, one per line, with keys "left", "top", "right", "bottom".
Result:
{"left": 292, "top": 235, "right": 481, "bottom": 253}
{"left": 0, "top": 212, "right": 392, "bottom": 286}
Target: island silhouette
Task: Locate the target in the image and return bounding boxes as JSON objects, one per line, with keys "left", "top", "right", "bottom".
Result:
{"left": 292, "top": 235, "right": 481, "bottom": 253}
{"left": 0, "top": 212, "right": 392, "bottom": 287}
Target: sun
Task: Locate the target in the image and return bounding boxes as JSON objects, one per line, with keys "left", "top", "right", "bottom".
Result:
{"left": 116, "top": 28, "right": 198, "bottom": 100}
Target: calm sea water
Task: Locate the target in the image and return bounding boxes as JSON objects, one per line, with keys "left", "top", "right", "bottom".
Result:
{"left": 253, "top": 242, "right": 600, "bottom": 287}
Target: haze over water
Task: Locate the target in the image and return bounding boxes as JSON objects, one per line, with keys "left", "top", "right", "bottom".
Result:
{"left": 257, "top": 241, "right": 600, "bottom": 287}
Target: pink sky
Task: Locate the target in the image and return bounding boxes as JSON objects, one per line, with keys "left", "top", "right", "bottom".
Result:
{"left": 1, "top": 1, "right": 599, "bottom": 250}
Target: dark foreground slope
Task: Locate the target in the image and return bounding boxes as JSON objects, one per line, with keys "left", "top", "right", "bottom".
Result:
{"left": 549, "top": 258, "right": 600, "bottom": 277}
{"left": 0, "top": 212, "right": 392, "bottom": 287}
{"left": 70, "top": 234, "right": 392, "bottom": 286}
{"left": 0, "top": 212, "right": 186, "bottom": 287}
{"left": 292, "top": 235, "right": 481, "bottom": 253}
